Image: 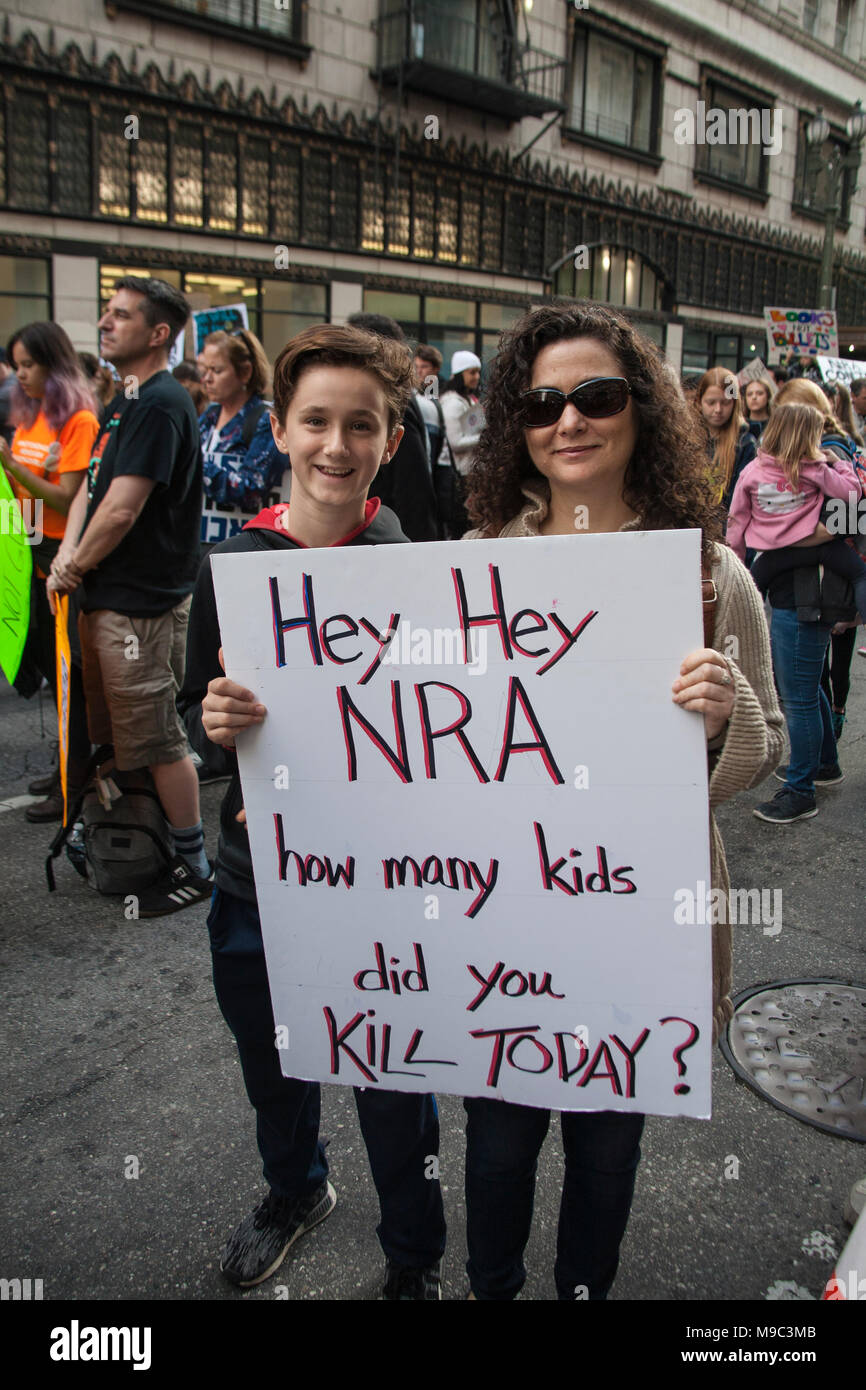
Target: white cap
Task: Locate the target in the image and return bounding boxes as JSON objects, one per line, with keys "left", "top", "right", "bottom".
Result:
{"left": 451, "top": 350, "right": 481, "bottom": 377}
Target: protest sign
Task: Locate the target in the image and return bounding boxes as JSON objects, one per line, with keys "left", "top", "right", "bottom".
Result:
{"left": 816, "top": 355, "right": 866, "bottom": 388}
{"left": 55, "top": 594, "right": 71, "bottom": 823}
{"left": 764, "top": 307, "right": 838, "bottom": 364}
{"left": 192, "top": 303, "right": 249, "bottom": 357}
{"left": 212, "top": 531, "right": 713, "bottom": 1117}
{"left": 737, "top": 357, "right": 775, "bottom": 390}
{"left": 0, "top": 467, "right": 32, "bottom": 684}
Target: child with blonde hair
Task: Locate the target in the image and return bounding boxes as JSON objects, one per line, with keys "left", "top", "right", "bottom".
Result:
{"left": 727, "top": 401, "right": 866, "bottom": 618}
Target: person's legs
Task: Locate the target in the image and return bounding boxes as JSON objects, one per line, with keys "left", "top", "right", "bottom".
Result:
{"left": 463, "top": 1096, "right": 551, "bottom": 1300}
{"left": 555, "top": 1110, "right": 645, "bottom": 1301}
{"left": 770, "top": 607, "right": 832, "bottom": 798}
{"left": 353, "top": 1088, "right": 446, "bottom": 1271}
{"left": 209, "top": 891, "right": 327, "bottom": 1200}
{"left": 149, "top": 755, "right": 201, "bottom": 829}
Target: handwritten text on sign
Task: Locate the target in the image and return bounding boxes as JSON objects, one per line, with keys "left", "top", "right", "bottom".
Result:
{"left": 212, "top": 531, "right": 712, "bottom": 1116}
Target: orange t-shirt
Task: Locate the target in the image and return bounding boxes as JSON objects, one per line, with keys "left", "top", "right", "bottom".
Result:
{"left": 11, "top": 407, "right": 99, "bottom": 540}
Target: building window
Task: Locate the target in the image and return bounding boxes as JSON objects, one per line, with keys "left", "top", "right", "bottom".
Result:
{"left": 99, "top": 112, "right": 131, "bottom": 218}
{"left": 362, "top": 289, "right": 529, "bottom": 380}
{"left": 100, "top": 263, "right": 326, "bottom": 366}
{"left": 793, "top": 116, "right": 853, "bottom": 223}
{"left": 835, "top": 0, "right": 854, "bottom": 49}
{"left": 7, "top": 92, "right": 50, "bottom": 210}
{"left": 173, "top": 125, "right": 204, "bottom": 227}
{"left": 136, "top": 116, "right": 168, "bottom": 223}
{"left": 57, "top": 103, "right": 92, "bottom": 217}
{"left": 112, "top": 0, "right": 308, "bottom": 57}
{"left": 553, "top": 246, "right": 662, "bottom": 311}
{"left": 697, "top": 78, "right": 771, "bottom": 195}
{"left": 803, "top": 0, "right": 819, "bottom": 35}
{"left": 0, "top": 256, "right": 50, "bottom": 345}
{"left": 568, "top": 26, "right": 658, "bottom": 154}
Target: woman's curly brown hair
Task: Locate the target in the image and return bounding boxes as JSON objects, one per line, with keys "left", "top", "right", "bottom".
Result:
{"left": 465, "top": 299, "right": 722, "bottom": 556}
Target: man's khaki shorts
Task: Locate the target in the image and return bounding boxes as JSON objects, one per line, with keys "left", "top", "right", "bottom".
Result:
{"left": 79, "top": 597, "right": 192, "bottom": 771}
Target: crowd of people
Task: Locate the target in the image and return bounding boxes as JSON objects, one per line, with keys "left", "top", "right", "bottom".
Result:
{"left": 2, "top": 278, "right": 863, "bottom": 1298}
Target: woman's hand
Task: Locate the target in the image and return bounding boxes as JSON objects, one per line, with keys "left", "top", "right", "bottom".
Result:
{"left": 672, "top": 647, "right": 735, "bottom": 742}
{"left": 0, "top": 437, "right": 14, "bottom": 474}
{"left": 201, "top": 646, "right": 266, "bottom": 748}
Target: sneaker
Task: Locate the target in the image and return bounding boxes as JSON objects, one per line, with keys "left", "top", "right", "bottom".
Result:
{"left": 773, "top": 764, "right": 844, "bottom": 787}
{"left": 753, "top": 788, "right": 818, "bottom": 823}
{"left": 220, "top": 1181, "right": 336, "bottom": 1287}
{"left": 382, "top": 1260, "right": 442, "bottom": 1300}
{"left": 135, "top": 855, "right": 214, "bottom": 918}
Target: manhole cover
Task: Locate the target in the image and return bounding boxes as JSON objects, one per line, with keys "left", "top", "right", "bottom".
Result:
{"left": 720, "top": 979, "right": 866, "bottom": 1141}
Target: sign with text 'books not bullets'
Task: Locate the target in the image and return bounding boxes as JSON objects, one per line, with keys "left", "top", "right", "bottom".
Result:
{"left": 212, "top": 531, "right": 712, "bottom": 1116}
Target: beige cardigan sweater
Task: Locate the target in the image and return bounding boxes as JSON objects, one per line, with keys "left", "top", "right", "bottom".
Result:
{"left": 465, "top": 481, "right": 786, "bottom": 1039}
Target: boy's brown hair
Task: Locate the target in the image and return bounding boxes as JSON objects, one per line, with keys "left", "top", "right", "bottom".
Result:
{"left": 272, "top": 324, "right": 414, "bottom": 434}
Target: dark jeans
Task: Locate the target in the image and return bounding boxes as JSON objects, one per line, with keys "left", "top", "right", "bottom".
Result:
{"left": 821, "top": 626, "right": 857, "bottom": 712}
{"left": 209, "top": 889, "right": 446, "bottom": 1268}
{"left": 770, "top": 607, "right": 837, "bottom": 797}
{"left": 464, "top": 1096, "right": 645, "bottom": 1300}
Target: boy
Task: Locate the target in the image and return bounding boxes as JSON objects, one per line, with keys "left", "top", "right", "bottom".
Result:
{"left": 178, "top": 325, "right": 445, "bottom": 1298}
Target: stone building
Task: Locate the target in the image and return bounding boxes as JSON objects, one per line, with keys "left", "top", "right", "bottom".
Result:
{"left": 1, "top": 0, "right": 864, "bottom": 372}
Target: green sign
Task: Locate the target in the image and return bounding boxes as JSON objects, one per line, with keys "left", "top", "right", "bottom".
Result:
{"left": 0, "top": 468, "right": 32, "bottom": 684}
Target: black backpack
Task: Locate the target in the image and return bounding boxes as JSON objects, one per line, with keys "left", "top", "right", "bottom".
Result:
{"left": 46, "top": 746, "right": 173, "bottom": 895}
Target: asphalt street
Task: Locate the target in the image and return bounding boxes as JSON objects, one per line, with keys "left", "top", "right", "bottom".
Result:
{"left": 1, "top": 655, "right": 864, "bottom": 1305}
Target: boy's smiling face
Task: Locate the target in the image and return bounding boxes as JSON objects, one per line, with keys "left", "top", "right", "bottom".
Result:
{"left": 271, "top": 365, "right": 403, "bottom": 515}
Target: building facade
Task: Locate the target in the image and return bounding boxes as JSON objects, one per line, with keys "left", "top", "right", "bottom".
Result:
{"left": 1, "top": 0, "right": 865, "bottom": 373}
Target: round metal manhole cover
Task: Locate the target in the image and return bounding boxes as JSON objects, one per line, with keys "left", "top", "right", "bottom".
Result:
{"left": 720, "top": 979, "right": 866, "bottom": 1141}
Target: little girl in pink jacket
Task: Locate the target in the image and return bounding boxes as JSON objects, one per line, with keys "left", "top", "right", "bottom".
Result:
{"left": 726, "top": 402, "right": 866, "bottom": 618}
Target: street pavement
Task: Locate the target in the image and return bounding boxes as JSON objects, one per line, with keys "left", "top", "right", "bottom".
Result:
{"left": 1, "top": 656, "right": 864, "bottom": 1305}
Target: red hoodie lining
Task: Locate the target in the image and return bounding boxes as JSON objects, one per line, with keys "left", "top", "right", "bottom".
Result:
{"left": 243, "top": 496, "right": 382, "bottom": 547}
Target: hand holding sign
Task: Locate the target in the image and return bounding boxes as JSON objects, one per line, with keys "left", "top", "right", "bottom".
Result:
{"left": 201, "top": 646, "right": 267, "bottom": 749}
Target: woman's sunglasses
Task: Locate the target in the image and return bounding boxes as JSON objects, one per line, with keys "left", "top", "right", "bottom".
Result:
{"left": 520, "top": 377, "right": 631, "bottom": 428}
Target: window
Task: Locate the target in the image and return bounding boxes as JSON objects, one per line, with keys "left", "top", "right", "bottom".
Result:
{"left": 0, "top": 256, "right": 50, "bottom": 345}
{"left": 803, "top": 0, "right": 819, "bottom": 35}
{"left": 362, "top": 289, "right": 530, "bottom": 381}
{"left": 553, "top": 247, "right": 662, "bottom": 311}
{"left": 569, "top": 27, "right": 658, "bottom": 153}
{"left": 113, "top": 0, "right": 307, "bottom": 58}
{"left": 835, "top": 0, "right": 854, "bottom": 49}
{"left": 794, "top": 116, "right": 853, "bottom": 223}
{"left": 698, "top": 79, "right": 770, "bottom": 195}
{"left": 8, "top": 93, "right": 50, "bottom": 210}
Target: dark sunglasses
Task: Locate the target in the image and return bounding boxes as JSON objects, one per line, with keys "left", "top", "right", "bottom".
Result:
{"left": 520, "top": 377, "right": 631, "bottom": 427}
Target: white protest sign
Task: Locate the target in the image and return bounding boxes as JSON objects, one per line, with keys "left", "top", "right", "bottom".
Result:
{"left": 737, "top": 357, "right": 775, "bottom": 390}
{"left": 816, "top": 355, "right": 866, "bottom": 388}
{"left": 764, "top": 307, "right": 838, "bottom": 364}
{"left": 212, "top": 531, "right": 713, "bottom": 1117}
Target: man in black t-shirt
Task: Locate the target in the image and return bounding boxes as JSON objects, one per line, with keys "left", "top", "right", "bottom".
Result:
{"left": 48, "top": 277, "right": 210, "bottom": 915}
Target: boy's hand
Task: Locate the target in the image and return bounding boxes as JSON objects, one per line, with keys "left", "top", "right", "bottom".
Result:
{"left": 201, "top": 647, "right": 266, "bottom": 748}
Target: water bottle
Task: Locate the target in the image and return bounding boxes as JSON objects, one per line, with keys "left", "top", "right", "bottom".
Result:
{"left": 66, "top": 821, "right": 88, "bottom": 879}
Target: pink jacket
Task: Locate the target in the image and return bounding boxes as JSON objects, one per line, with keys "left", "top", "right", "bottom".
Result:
{"left": 726, "top": 448, "right": 861, "bottom": 560}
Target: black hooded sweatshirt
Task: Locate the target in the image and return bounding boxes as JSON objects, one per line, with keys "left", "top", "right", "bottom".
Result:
{"left": 177, "top": 498, "right": 408, "bottom": 904}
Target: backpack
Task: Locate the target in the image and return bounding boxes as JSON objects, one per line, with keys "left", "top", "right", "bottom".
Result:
{"left": 45, "top": 747, "right": 173, "bottom": 895}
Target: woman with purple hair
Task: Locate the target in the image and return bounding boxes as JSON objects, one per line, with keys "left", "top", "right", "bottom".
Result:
{"left": 0, "top": 322, "right": 99, "bottom": 820}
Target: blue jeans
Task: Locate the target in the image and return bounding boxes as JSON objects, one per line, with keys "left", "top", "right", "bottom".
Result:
{"left": 464, "top": 1097, "right": 645, "bottom": 1300}
{"left": 209, "top": 889, "right": 445, "bottom": 1268}
{"left": 770, "top": 607, "right": 837, "bottom": 797}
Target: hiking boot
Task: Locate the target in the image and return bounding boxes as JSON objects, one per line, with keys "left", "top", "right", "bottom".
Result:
{"left": 382, "top": 1260, "right": 442, "bottom": 1300}
{"left": 220, "top": 1182, "right": 336, "bottom": 1287}
{"left": 135, "top": 855, "right": 213, "bottom": 918}
{"left": 774, "top": 763, "right": 844, "bottom": 786}
{"left": 753, "top": 788, "right": 817, "bottom": 824}
{"left": 25, "top": 790, "right": 64, "bottom": 823}
{"left": 28, "top": 769, "right": 59, "bottom": 796}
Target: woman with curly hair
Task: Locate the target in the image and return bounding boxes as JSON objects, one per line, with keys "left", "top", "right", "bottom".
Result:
{"left": 694, "top": 366, "right": 756, "bottom": 514}
{"left": 462, "top": 299, "right": 784, "bottom": 1301}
